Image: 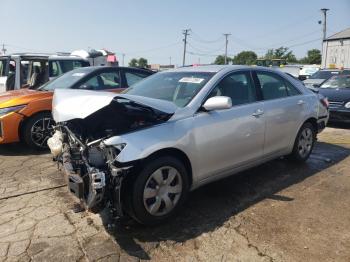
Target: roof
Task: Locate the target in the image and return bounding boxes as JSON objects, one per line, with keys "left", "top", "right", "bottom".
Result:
{"left": 170, "top": 65, "right": 251, "bottom": 73}
{"left": 0, "top": 52, "right": 87, "bottom": 60}
{"left": 325, "top": 27, "right": 350, "bottom": 41}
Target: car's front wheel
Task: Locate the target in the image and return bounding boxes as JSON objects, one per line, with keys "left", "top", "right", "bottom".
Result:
{"left": 127, "top": 156, "right": 189, "bottom": 225}
{"left": 289, "top": 122, "right": 316, "bottom": 162}
{"left": 22, "top": 112, "right": 55, "bottom": 150}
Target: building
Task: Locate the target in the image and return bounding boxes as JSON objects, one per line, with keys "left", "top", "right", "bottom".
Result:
{"left": 322, "top": 27, "right": 350, "bottom": 69}
{"left": 148, "top": 64, "right": 175, "bottom": 71}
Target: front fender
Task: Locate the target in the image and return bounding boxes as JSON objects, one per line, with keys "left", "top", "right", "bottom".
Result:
{"left": 103, "top": 119, "right": 193, "bottom": 163}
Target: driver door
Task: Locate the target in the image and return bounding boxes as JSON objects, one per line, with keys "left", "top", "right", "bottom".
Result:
{"left": 192, "top": 71, "right": 265, "bottom": 181}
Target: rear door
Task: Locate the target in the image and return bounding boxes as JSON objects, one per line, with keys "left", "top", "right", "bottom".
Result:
{"left": 254, "top": 70, "right": 306, "bottom": 156}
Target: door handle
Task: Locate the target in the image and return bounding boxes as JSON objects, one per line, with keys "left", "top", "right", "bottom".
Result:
{"left": 297, "top": 100, "right": 305, "bottom": 105}
{"left": 252, "top": 109, "right": 264, "bottom": 117}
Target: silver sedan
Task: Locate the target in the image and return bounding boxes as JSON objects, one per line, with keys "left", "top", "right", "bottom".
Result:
{"left": 50, "top": 65, "right": 329, "bottom": 225}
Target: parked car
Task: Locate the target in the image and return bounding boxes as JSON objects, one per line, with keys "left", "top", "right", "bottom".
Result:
{"left": 303, "top": 68, "right": 350, "bottom": 88}
{"left": 0, "top": 66, "right": 153, "bottom": 149}
{"left": 298, "top": 65, "right": 320, "bottom": 81}
{"left": 0, "top": 53, "right": 90, "bottom": 92}
{"left": 318, "top": 74, "right": 350, "bottom": 123}
{"left": 48, "top": 65, "right": 329, "bottom": 225}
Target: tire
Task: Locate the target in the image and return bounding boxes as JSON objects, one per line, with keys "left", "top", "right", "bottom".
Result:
{"left": 22, "top": 112, "right": 55, "bottom": 150}
{"left": 127, "top": 156, "right": 189, "bottom": 225}
{"left": 289, "top": 122, "right": 316, "bottom": 162}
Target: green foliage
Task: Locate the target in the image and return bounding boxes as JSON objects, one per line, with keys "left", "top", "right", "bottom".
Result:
{"left": 264, "top": 47, "right": 297, "bottom": 63}
{"left": 138, "top": 58, "right": 148, "bottom": 68}
{"left": 232, "top": 51, "right": 257, "bottom": 65}
{"left": 299, "top": 49, "right": 321, "bottom": 64}
{"left": 129, "top": 58, "right": 138, "bottom": 67}
{"left": 213, "top": 55, "right": 232, "bottom": 65}
{"left": 129, "top": 57, "right": 148, "bottom": 68}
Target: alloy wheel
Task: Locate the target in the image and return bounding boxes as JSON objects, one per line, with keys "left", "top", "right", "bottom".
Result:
{"left": 298, "top": 127, "right": 313, "bottom": 158}
{"left": 143, "top": 166, "right": 183, "bottom": 216}
{"left": 30, "top": 117, "right": 55, "bottom": 148}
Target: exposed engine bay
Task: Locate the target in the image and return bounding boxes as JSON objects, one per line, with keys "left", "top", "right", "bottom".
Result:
{"left": 48, "top": 97, "right": 172, "bottom": 216}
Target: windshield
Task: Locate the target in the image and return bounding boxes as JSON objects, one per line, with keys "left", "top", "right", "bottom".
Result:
{"left": 320, "top": 75, "right": 350, "bottom": 89}
{"left": 0, "top": 59, "right": 7, "bottom": 77}
{"left": 124, "top": 71, "right": 215, "bottom": 107}
{"left": 39, "top": 67, "right": 94, "bottom": 91}
{"left": 309, "top": 70, "right": 340, "bottom": 80}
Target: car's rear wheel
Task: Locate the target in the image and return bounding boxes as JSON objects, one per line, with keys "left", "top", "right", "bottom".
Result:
{"left": 289, "top": 122, "right": 316, "bottom": 162}
{"left": 127, "top": 156, "right": 189, "bottom": 225}
{"left": 22, "top": 112, "right": 55, "bottom": 150}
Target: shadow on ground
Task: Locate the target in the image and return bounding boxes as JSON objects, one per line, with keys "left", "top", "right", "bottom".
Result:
{"left": 327, "top": 122, "right": 350, "bottom": 130}
{"left": 0, "top": 143, "right": 49, "bottom": 156}
{"left": 98, "top": 141, "right": 350, "bottom": 259}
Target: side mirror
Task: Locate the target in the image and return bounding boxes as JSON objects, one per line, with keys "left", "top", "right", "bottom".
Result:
{"left": 203, "top": 96, "right": 232, "bottom": 111}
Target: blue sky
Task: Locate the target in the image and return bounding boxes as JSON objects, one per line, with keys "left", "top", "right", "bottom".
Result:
{"left": 2, "top": 0, "right": 350, "bottom": 66}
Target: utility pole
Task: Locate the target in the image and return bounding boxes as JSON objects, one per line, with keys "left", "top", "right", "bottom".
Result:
{"left": 223, "top": 33, "right": 231, "bottom": 64}
{"left": 321, "top": 8, "right": 329, "bottom": 40}
{"left": 182, "top": 29, "right": 190, "bottom": 66}
{"left": 122, "top": 53, "right": 125, "bottom": 66}
{"left": 320, "top": 8, "right": 329, "bottom": 69}
{"left": 1, "top": 44, "right": 6, "bottom": 55}
{"left": 169, "top": 56, "right": 172, "bottom": 65}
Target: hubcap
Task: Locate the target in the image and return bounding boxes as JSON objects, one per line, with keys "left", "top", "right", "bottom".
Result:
{"left": 298, "top": 127, "right": 313, "bottom": 158}
{"left": 30, "top": 117, "right": 55, "bottom": 148}
{"left": 143, "top": 166, "right": 183, "bottom": 216}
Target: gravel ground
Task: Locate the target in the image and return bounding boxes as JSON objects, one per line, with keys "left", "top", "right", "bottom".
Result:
{"left": 0, "top": 126, "right": 349, "bottom": 262}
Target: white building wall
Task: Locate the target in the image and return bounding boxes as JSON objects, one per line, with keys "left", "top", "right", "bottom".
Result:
{"left": 322, "top": 39, "right": 350, "bottom": 69}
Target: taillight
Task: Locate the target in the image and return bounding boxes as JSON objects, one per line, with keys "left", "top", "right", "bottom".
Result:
{"left": 320, "top": 97, "right": 329, "bottom": 109}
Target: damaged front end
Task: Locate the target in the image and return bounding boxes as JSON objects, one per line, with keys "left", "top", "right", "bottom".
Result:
{"left": 48, "top": 90, "right": 175, "bottom": 216}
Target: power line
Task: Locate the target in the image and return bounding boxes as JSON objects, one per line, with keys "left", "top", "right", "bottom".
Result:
{"left": 187, "top": 42, "right": 225, "bottom": 54}
{"left": 126, "top": 41, "right": 181, "bottom": 56}
{"left": 190, "top": 31, "right": 224, "bottom": 43}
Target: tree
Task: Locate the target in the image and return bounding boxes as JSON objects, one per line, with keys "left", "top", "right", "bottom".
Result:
{"left": 138, "top": 57, "right": 148, "bottom": 68}
{"left": 299, "top": 49, "right": 321, "bottom": 64}
{"left": 213, "top": 55, "right": 230, "bottom": 65}
{"left": 264, "top": 47, "right": 297, "bottom": 63}
{"left": 128, "top": 57, "right": 148, "bottom": 68}
{"left": 232, "top": 51, "right": 257, "bottom": 65}
{"left": 129, "top": 58, "right": 138, "bottom": 67}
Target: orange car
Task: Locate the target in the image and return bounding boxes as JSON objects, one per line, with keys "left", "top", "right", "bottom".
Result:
{"left": 0, "top": 66, "right": 153, "bottom": 149}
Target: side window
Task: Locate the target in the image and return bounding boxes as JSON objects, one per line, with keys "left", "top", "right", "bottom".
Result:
{"left": 78, "top": 75, "right": 101, "bottom": 90}
{"left": 257, "top": 72, "right": 288, "bottom": 100}
{"left": 125, "top": 71, "right": 149, "bottom": 87}
{"left": 77, "top": 71, "right": 120, "bottom": 90}
{"left": 285, "top": 81, "right": 301, "bottom": 96}
{"left": 49, "top": 61, "right": 61, "bottom": 77}
{"left": 99, "top": 71, "right": 120, "bottom": 90}
{"left": 208, "top": 72, "right": 257, "bottom": 106}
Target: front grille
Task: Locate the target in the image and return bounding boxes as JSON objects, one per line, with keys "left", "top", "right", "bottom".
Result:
{"left": 328, "top": 101, "right": 344, "bottom": 109}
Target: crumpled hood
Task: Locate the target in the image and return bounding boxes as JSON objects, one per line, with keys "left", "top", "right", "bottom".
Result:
{"left": 303, "top": 78, "right": 325, "bottom": 87}
{"left": 0, "top": 88, "right": 52, "bottom": 108}
{"left": 52, "top": 89, "right": 178, "bottom": 122}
